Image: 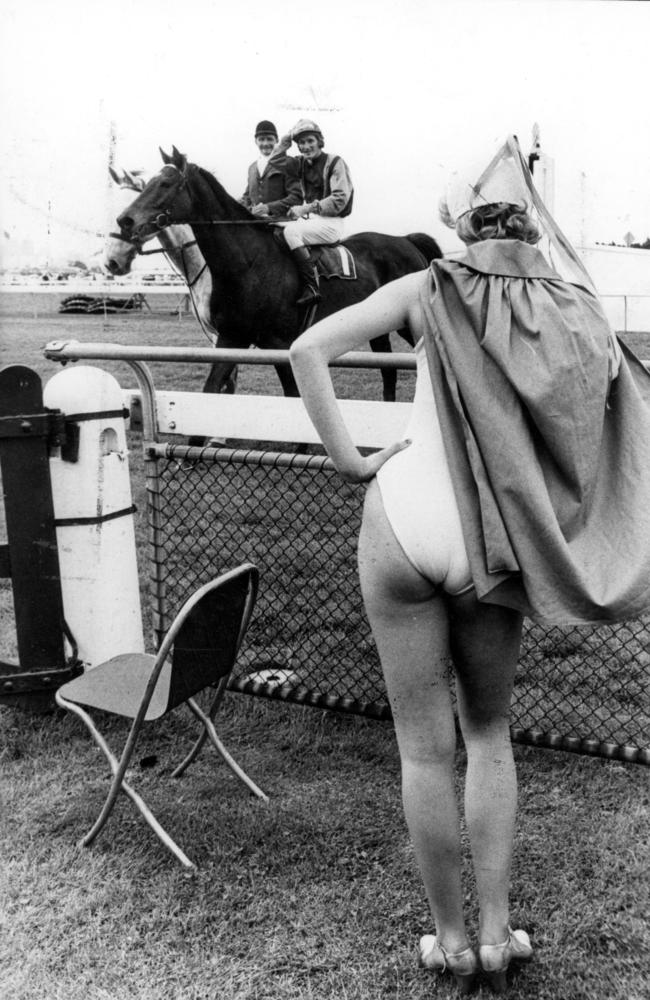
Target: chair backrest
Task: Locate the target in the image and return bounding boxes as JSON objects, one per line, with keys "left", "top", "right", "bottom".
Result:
{"left": 164, "top": 564, "right": 259, "bottom": 712}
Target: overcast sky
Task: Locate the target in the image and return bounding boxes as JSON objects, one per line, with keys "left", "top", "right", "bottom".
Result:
{"left": 1, "top": 0, "right": 649, "bottom": 267}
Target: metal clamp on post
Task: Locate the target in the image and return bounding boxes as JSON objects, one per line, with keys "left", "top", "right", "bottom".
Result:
{"left": 0, "top": 408, "right": 65, "bottom": 442}
{"left": 54, "top": 407, "right": 131, "bottom": 463}
{"left": 0, "top": 405, "right": 87, "bottom": 464}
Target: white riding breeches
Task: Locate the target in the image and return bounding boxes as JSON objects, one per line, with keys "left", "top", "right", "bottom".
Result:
{"left": 282, "top": 216, "right": 347, "bottom": 250}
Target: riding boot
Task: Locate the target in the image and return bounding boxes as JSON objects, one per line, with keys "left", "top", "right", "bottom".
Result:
{"left": 291, "top": 246, "right": 321, "bottom": 306}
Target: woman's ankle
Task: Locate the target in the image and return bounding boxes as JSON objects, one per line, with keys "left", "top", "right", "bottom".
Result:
{"left": 436, "top": 929, "right": 472, "bottom": 955}
{"left": 478, "top": 914, "right": 510, "bottom": 947}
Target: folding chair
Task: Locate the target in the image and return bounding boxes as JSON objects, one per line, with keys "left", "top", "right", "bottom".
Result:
{"left": 56, "top": 563, "right": 266, "bottom": 870}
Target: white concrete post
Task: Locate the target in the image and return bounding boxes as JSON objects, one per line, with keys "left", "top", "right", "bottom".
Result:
{"left": 44, "top": 366, "right": 144, "bottom": 667}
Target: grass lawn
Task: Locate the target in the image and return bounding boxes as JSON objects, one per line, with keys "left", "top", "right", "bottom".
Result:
{"left": 1, "top": 698, "right": 647, "bottom": 1000}
{"left": 1, "top": 294, "right": 649, "bottom": 999}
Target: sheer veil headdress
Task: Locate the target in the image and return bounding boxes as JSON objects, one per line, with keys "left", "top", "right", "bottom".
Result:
{"left": 441, "top": 134, "right": 621, "bottom": 379}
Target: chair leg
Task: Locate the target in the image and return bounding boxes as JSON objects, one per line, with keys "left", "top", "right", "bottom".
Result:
{"left": 171, "top": 677, "right": 229, "bottom": 779}
{"left": 113, "top": 776, "right": 197, "bottom": 870}
{"left": 185, "top": 697, "right": 269, "bottom": 802}
{"left": 56, "top": 693, "right": 197, "bottom": 870}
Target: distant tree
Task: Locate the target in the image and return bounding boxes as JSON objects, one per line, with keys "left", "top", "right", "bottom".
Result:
{"left": 630, "top": 238, "right": 650, "bottom": 250}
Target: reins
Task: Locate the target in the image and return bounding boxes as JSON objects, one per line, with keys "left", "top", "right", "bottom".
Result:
{"left": 109, "top": 218, "right": 274, "bottom": 256}
{"left": 186, "top": 219, "right": 277, "bottom": 225}
{"left": 172, "top": 241, "right": 212, "bottom": 345}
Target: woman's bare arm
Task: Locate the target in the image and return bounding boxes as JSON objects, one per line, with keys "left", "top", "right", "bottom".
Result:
{"left": 289, "top": 271, "right": 426, "bottom": 481}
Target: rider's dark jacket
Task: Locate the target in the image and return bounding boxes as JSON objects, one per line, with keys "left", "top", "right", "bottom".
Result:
{"left": 239, "top": 154, "right": 302, "bottom": 218}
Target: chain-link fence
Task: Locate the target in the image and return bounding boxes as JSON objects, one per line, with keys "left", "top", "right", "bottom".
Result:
{"left": 145, "top": 441, "right": 649, "bottom": 766}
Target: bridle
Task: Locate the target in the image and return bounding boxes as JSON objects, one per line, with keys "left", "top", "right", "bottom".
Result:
{"left": 108, "top": 210, "right": 210, "bottom": 339}
{"left": 109, "top": 207, "right": 177, "bottom": 253}
{"left": 111, "top": 160, "right": 277, "bottom": 247}
{"left": 108, "top": 169, "right": 282, "bottom": 345}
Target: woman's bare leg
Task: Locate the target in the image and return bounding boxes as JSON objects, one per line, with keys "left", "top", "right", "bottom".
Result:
{"left": 358, "top": 481, "right": 468, "bottom": 952}
{"left": 448, "top": 591, "right": 523, "bottom": 946}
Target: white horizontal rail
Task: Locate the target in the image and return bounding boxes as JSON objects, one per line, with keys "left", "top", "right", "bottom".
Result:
{"left": 124, "top": 389, "right": 411, "bottom": 448}
{"left": 44, "top": 341, "right": 417, "bottom": 370}
{"left": 7, "top": 283, "right": 649, "bottom": 298}
{"left": 0, "top": 282, "right": 186, "bottom": 294}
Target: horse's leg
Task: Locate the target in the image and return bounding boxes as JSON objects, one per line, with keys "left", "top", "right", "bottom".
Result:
{"left": 220, "top": 366, "right": 238, "bottom": 394}
{"left": 186, "top": 358, "right": 240, "bottom": 447}
{"left": 275, "top": 362, "right": 299, "bottom": 397}
{"left": 396, "top": 325, "right": 414, "bottom": 348}
{"left": 202, "top": 361, "right": 238, "bottom": 395}
{"left": 369, "top": 334, "right": 396, "bottom": 402}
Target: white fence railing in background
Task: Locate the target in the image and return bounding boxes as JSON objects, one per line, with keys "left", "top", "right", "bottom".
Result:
{"left": 43, "top": 342, "right": 417, "bottom": 448}
{"left": 0, "top": 281, "right": 185, "bottom": 295}
{"left": 600, "top": 294, "right": 650, "bottom": 333}
{"left": 3, "top": 283, "right": 650, "bottom": 331}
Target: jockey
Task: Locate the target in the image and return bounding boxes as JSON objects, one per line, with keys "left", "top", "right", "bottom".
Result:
{"left": 272, "top": 119, "right": 354, "bottom": 306}
{"left": 239, "top": 120, "right": 303, "bottom": 220}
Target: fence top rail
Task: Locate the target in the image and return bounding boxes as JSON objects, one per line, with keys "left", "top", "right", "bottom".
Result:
{"left": 44, "top": 340, "right": 416, "bottom": 370}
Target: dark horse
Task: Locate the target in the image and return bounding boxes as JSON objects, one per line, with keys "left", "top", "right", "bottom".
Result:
{"left": 110, "top": 146, "right": 443, "bottom": 401}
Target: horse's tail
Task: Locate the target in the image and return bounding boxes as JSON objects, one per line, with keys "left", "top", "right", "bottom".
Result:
{"left": 406, "top": 232, "right": 443, "bottom": 264}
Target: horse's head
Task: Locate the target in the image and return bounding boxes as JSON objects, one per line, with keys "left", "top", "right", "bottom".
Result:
{"left": 112, "top": 147, "right": 193, "bottom": 260}
{"left": 117, "top": 146, "right": 191, "bottom": 237}
{"left": 104, "top": 167, "right": 152, "bottom": 274}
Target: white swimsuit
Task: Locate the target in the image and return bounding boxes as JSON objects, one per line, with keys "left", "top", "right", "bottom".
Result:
{"left": 375, "top": 339, "right": 473, "bottom": 594}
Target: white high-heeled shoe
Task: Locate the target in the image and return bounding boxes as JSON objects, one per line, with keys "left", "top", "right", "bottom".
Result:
{"left": 478, "top": 927, "right": 533, "bottom": 993}
{"left": 419, "top": 935, "right": 478, "bottom": 994}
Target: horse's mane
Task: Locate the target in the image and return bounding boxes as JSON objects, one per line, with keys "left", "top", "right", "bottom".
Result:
{"left": 189, "top": 163, "right": 254, "bottom": 221}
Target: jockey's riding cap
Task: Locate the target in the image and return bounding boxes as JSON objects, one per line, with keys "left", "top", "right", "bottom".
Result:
{"left": 292, "top": 119, "right": 324, "bottom": 143}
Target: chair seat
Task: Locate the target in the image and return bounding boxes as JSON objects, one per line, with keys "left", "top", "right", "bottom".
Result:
{"left": 58, "top": 653, "right": 172, "bottom": 720}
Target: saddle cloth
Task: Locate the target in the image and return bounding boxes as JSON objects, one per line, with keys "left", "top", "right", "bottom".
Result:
{"left": 310, "top": 244, "right": 357, "bottom": 281}
{"left": 270, "top": 225, "right": 357, "bottom": 280}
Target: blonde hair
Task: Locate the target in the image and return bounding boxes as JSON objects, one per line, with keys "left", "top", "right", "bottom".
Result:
{"left": 449, "top": 202, "right": 541, "bottom": 246}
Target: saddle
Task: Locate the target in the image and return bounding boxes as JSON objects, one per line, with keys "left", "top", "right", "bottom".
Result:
{"left": 271, "top": 227, "right": 357, "bottom": 281}
{"left": 310, "top": 244, "right": 357, "bottom": 281}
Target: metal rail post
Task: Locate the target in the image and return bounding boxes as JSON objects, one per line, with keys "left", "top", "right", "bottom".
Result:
{"left": 0, "top": 365, "right": 82, "bottom": 708}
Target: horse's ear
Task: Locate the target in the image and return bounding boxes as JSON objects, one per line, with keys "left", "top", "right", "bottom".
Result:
{"left": 123, "top": 169, "right": 142, "bottom": 190}
{"left": 160, "top": 147, "right": 173, "bottom": 164}
{"left": 108, "top": 166, "right": 122, "bottom": 184}
{"left": 170, "top": 146, "right": 187, "bottom": 170}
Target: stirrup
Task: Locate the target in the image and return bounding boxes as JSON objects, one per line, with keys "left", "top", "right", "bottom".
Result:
{"left": 296, "top": 286, "right": 321, "bottom": 307}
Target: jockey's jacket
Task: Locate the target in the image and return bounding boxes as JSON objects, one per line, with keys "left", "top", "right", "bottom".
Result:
{"left": 298, "top": 152, "right": 354, "bottom": 217}
{"left": 269, "top": 140, "right": 354, "bottom": 218}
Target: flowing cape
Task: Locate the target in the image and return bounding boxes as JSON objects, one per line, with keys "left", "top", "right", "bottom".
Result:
{"left": 421, "top": 239, "right": 650, "bottom": 623}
